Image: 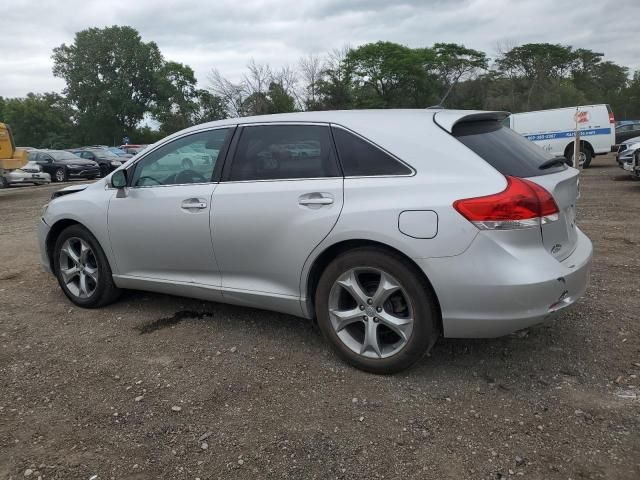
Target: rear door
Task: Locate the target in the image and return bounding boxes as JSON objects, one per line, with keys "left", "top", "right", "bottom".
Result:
{"left": 211, "top": 123, "right": 343, "bottom": 300}
{"left": 441, "top": 113, "right": 579, "bottom": 261}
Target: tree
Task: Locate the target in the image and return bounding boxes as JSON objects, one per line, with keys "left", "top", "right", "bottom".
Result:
{"left": 345, "top": 41, "right": 435, "bottom": 108}
{"left": 432, "top": 43, "right": 488, "bottom": 105}
{"left": 266, "top": 82, "right": 296, "bottom": 113}
{"left": 314, "top": 46, "right": 354, "bottom": 110}
{"left": 299, "top": 54, "right": 324, "bottom": 110}
{"left": 153, "top": 61, "right": 199, "bottom": 135}
{"left": 193, "top": 90, "right": 228, "bottom": 124}
{"left": 52, "top": 26, "right": 163, "bottom": 144}
{"left": 2, "top": 93, "right": 75, "bottom": 148}
{"left": 496, "top": 43, "right": 577, "bottom": 111}
{"left": 209, "top": 69, "right": 246, "bottom": 117}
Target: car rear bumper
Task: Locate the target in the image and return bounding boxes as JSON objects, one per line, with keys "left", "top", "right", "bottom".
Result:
{"left": 38, "top": 218, "right": 53, "bottom": 273}
{"left": 418, "top": 227, "right": 593, "bottom": 338}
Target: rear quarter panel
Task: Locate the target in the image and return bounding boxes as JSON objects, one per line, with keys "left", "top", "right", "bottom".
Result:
{"left": 300, "top": 117, "right": 506, "bottom": 298}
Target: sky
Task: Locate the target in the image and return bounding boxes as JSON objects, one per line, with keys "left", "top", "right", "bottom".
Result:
{"left": 2, "top": 0, "right": 639, "bottom": 98}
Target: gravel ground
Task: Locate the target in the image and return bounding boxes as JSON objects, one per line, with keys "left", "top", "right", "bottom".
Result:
{"left": 1, "top": 156, "right": 639, "bottom": 480}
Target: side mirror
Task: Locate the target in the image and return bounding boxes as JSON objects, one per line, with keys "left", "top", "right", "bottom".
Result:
{"left": 111, "top": 169, "right": 127, "bottom": 189}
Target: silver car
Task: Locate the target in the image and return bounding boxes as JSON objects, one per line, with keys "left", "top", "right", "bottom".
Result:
{"left": 5, "top": 161, "right": 51, "bottom": 186}
{"left": 38, "top": 110, "right": 593, "bottom": 373}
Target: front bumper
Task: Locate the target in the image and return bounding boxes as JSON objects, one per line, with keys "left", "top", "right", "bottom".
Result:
{"left": 418, "top": 228, "right": 593, "bottom": 338}
{"left": 68, "top": 167, "right": 100, "bottom": 178}
{"left": 38, "top": 218, "right": 53, "bottom": 273}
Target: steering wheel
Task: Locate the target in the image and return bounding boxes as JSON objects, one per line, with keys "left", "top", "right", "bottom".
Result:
{"left": 175, "top": 169, "right": 208, "bottom": 184}
{"left": 136, "top": 175, "right": 162, "bottom": 186}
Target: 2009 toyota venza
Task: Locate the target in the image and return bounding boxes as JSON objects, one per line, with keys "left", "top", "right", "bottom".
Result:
{"left": 38, "top": 110, "right": 593, "bottom": 373}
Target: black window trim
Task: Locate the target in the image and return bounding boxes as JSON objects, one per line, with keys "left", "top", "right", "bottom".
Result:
{"left": 330, "top": 124, "right": 416, "bottom": 178}
{"left": 220, "top": 121, "right": 344, "bottom": 183}
{"left": 121, "top": 125, "right": 237, "bottom": 189}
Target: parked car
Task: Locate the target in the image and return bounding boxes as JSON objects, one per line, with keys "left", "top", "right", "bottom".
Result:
{"left": 4, "top": 161, "right": 50, "bottom": 186}
{"left": 616, "top": 135, "right": 640, "bottom": 173}
{"left": 69, "top": 147, "right": 124, "bottom": 177}
{"left": 107, "top": 147, "right": 133, "bottom": 160}
{"left": 504, "top": 104, "right": 616, "bottom": 168}
{"left": 38, "top": 110, "right": 593, "bottom": 373}
{"left": 615, "top": 121, "right": 640, "bottom": 145}
{"left": 119, "top": 144, "right": 148, "bottom": 156}
{"left": 28, "top": 149, "right": 100, "bottom": 182}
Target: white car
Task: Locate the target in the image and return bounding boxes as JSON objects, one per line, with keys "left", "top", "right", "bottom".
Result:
{"left": 4, "top": 161, "right": 51, "bottom": 186}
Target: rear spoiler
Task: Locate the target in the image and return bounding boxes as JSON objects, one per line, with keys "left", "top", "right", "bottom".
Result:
{"left": 433, "top": 110, "right": 510, "bottom": 133}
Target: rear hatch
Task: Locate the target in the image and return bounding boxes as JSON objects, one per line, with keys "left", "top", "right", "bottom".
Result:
{"left": 435, "top": 111, "right": 579, "bottom": 261}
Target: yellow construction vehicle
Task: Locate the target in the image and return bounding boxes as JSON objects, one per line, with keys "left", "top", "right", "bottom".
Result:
{"left": 0, "top": 123, "right": 29, "bottom": 188}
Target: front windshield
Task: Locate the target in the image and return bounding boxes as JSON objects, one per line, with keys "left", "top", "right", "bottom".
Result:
{"left": 49, "top": 151, "right": 82, "bottom": 161}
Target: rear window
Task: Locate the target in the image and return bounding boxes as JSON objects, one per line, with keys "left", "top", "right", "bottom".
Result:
{"left": 453, "top": 120, "right": 566, "bottom": 177}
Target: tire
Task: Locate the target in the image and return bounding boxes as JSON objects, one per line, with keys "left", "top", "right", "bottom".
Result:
{"left": 582, "top": 148, "right": 593, "bottom": 168}
{"left": 315, "top": 247, "right": 440, "bottom": 374}
{"left": 99, "top": 164, "right": 110, "bottom": 178}
{"left": 53, "top": 224, "right": 121, "bottom": 308}
{"left": 54, "top": 167, "right": 67, "bottom": 182}
{"left": 0, "top": 176, "right": 8, "bottom": 189}
{"left": 565, "top": 143, "right": 592, "bottom": 168}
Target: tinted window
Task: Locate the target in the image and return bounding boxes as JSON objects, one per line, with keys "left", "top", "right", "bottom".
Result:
{"left": 453, "top": 120, "right": 566, "bottom": 177}
{"left": 49, "top": 151, "right": 81, "bottom": 161}
{"left": 229, "top": 125, "right": 339, "bottom": 181}
{"left": 132, "top": 128, "right": 230, "bottom": 187}
{"left": 332, "top": 127, "right": 412, "bottom": 176}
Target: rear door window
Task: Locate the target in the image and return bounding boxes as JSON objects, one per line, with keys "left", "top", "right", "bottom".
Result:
{"left": 332, "top": 127, "right": 412, "bottom": 176}
{"left": 228, "top": 125, "right": 340, "bottom": 181}
{"left": 453, "top": 120, "right": 567, "bottom": 177}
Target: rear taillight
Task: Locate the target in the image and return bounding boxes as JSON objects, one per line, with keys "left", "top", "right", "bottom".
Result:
{"left": 609, "top": 111, "right": 615, "bottom": 124}
{"left": 453, "top": 176, "right": 559, "bottom": 230}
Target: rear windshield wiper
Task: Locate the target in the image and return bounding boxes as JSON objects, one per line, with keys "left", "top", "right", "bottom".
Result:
{"left": 539, "top": 156, "right": 567, "bottom": 170}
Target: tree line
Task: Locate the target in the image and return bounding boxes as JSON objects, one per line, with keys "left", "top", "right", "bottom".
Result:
{"left": 1, "top": 25, "right": 639, "bottom": 148}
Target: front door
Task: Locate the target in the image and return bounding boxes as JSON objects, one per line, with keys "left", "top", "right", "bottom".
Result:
{"left": 108, "top": 127, "right": 233, "bottom": 286}
{"left": 211, "top": 124, "right": 343, "bottom": 302}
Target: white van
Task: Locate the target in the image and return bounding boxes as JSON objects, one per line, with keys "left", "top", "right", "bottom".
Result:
{"left": 504, "top": 104, "right": 615, "bottom": 168}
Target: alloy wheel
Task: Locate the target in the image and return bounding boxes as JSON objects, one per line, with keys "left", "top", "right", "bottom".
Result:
{"left": 328, "top": 268, "right": 414, "bottom": 359}
{"left": 58, "top": 237, "right": 99, "bottom": 299}
{"left": 55, "top": 169, "right": 65, "bottom": 182}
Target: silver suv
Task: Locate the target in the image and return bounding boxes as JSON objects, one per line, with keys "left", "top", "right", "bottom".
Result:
{"left": 38, "top": 110, "right": 592, "bottom": 373}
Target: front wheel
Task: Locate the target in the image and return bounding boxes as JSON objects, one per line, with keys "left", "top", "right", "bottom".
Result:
{"left": 99, "top": 164, "right": 110, "bottom": 177}
{"left": 315, "top": 247, "right": 440, "bottom": 374}
{"left": 53, "top": 225, "right": 121, "bottom": 308}
{"left": 54, "top": 167, "right": 67, "bottom": 182}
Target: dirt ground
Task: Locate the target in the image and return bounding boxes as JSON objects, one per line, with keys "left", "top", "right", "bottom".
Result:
{"left": 1, "top": 155, "right": 639, "bottom": 480}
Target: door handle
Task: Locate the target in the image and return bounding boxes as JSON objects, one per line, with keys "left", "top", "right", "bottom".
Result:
{"left": 181, "top": 198, "right": 208, "bottom": 210}
{"left": 298, "top": 193, "right": 334, "bottom": 207}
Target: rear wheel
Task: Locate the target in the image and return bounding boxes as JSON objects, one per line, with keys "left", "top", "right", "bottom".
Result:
{"left": 565, "top": 143, "right": 592, "bottom": 168}
{"left": 53, "top": 225, "right": 121, "bottom": 308}
{"left": 315, "top": 247, "right": 440, "bottom": 374}
{"left": 0, "top": 176, "right": 8, "bottom": 189}
{"left": 99, "top": 164, "right": 110, "bottom": 177}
